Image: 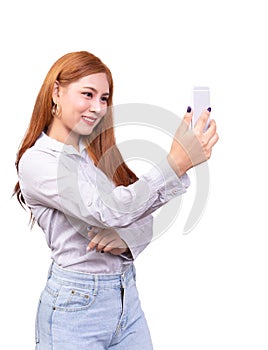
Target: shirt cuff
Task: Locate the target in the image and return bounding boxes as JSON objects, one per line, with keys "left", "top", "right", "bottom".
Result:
{"left": 141, "top": 157, "right": 190, "bottom": 203}
{"left": 117, "top": 215, "right": 153, "bottom": 260}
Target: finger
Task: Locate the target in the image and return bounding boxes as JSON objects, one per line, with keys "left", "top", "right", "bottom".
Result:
{"left": 97, "top": 238, "right": 117, "bottom": 252}
{"left": 194, "top": 109, "right": 210, "bottom": 134}
{"left": 87, "top": 240, "right": 97, "bottom": 251}
{"left": 108, "top": 248, "right": 122, "bottom": 255}
{"left": 206, "top": 119, "right": 218, "bottom": 144}
{"left": 87, "top": 230, "right": 106, "bottom": 250}
{"left": 95, "top": 233, "right": 117, "bottom": 251}
{"left": 106, "top": 240, "right": 128, "bottom": 255}
{"left": 102, "top": 245, "right": 113, "bottom": 253}
{"left": 202, "top": 119, "right": 217, "bottom": 144}
{"left": 104, "top": 237, "right": 127, "bottom": 252}
{"left": 207, "top": 132, "right": 219, "bottom": 148}
{"left": 204, "top": 119, "right": 216, "bottom": 136}
{"left": 102, "top": 242, "right": 120, "bottom": 253}
{"left": 177, "top": 107, "right": 193, "bottom": 135}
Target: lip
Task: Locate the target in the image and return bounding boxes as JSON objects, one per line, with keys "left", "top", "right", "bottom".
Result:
{"left": 81, "top": 115, "right": 97, "bottom": 125}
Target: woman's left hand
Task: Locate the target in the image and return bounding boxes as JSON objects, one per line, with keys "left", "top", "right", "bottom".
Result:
{"left": 87, "top": 227, "right": 129, "bottom": 255}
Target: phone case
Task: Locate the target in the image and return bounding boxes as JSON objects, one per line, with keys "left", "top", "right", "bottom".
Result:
{"left": 191, "top": 86, "right": 210, "bottom": 130}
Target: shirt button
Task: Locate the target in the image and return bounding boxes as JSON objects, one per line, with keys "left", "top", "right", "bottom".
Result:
{"left": 172, "top": 189, "right": 179, "bottom": 194}
{"left": 87, "top": 202, "right": 92, "bottom": 206}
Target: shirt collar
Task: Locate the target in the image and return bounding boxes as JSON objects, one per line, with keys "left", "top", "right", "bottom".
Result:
{"left": 36, "top": 132, "right": 87, "bottom": 156}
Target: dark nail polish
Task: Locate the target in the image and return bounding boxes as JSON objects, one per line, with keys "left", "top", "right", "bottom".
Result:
{"left": 187, "top": 106, "right": 191, "bottom": 113}
{"left": 207, "top": 107, "right": 211, "bottom": 112}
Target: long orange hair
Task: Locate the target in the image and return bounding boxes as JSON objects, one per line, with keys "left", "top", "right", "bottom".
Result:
{"left": 14, "top": 51, "right": 138, "bottom": 208}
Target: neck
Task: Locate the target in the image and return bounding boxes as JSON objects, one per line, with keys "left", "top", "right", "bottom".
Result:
{"left": 46, "top": 126, "right": 80, "bottom": 151}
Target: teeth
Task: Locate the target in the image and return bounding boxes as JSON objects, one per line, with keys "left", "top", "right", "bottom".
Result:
{"left": 83, "top": 116, "right": 95, "bottom": 122}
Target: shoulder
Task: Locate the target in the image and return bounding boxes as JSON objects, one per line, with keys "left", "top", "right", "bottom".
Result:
{"left": 18, "top": 143, "right": 59, "bottom": 185}
{"left": 20, "top": 145, "right": 57, "bottom": 170}
{"left": 18, "top": 143, "right": 60, "bottom": 202}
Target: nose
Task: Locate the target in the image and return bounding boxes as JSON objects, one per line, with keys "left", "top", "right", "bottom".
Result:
{"left": 89, "top": 97, "right": 102, "bottom": 114}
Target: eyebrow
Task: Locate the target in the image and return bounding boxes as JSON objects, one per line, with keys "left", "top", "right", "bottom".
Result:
{"left": 82, "top": 86, "right": 109, "bottom": 96}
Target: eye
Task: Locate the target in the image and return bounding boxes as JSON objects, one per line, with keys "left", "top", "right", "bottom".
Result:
{"left": 82, "top": 92, "right": 93, "bottom": 98}
{"left": 100, "top": 96, "right": 109, "bottom": 103}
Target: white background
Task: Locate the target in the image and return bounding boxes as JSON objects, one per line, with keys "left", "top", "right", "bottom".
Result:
{"left": 1, "top": 0, "right": 267, "bottom": 349}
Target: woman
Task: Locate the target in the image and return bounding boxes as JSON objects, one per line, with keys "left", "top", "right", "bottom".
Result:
{"left": 14, "top": 51, "right": 218, "bottom": 349}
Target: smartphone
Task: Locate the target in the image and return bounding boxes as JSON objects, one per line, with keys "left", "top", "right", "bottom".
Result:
{"left": 191, "top": 86, "right": 210, "bottom": 131}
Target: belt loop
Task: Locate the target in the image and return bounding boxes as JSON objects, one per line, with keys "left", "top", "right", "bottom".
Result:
{"left": 93, "top": 275, "right": 98, "bottom": 296}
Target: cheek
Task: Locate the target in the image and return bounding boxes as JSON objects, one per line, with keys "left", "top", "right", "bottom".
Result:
{"left": 61, "top": 96, "right": 85, "bottom": 114}
{"left": 101, "top": 105, "right": 108, "bottom": 117}
{"left": 76, "top": 100, "right": 89, "bottom": 112}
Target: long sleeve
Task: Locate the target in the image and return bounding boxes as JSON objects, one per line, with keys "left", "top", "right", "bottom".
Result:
{"left": 117, "top": 214, "right": 154, "bottom": 260}
{"left": 19, "top": 148, "right": 190, "bottom": 231}
{"left": 18, "top": 134, "right": 191, "bottom": 273}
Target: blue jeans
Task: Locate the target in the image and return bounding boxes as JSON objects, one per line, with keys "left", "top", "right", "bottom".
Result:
{"left": 35, "top": 262, "right": 154, "bottom": 349}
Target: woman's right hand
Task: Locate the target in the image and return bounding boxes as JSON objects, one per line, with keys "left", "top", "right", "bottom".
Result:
{"left": 167, "top": 108, "right": 219, "bottom": 177}
{"left": 87, "top": 227, "right": 129, "bottom": 256}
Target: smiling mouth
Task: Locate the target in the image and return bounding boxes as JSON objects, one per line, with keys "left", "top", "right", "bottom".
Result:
{"left": 82, "top": 115, "right": 97, "bottom": 124}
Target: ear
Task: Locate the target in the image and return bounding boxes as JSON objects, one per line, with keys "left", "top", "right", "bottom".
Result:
{"left": 52, "top": 80, "right": 60, "bottom": 104}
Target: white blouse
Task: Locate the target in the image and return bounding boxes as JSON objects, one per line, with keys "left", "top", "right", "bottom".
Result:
{"left": 18, "top": 132, "right": 190, "bottom": 274}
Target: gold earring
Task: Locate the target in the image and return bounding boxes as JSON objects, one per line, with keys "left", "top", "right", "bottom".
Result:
{"left": 51, "top": 104, "right": 57, "bottom": 117}
{"left": 51, "top": 103, "right": 61, "bottom": 118}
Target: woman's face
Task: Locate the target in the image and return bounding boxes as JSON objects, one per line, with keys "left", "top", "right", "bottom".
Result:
{"left": 52, "top": 73, "right": 110, "bottom": 144}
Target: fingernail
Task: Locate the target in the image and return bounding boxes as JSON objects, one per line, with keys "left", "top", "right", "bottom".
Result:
{"left": 207, "top": 107, "right": 211, "bottom": 112}
{"left": 86, "top": 246, "right": 90, "bottom": 252}
{"left": 187, "top": 106, "right": 191, "bottom": 113}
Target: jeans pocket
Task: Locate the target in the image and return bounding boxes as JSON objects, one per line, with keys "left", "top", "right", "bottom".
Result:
{"left": 54, "top": 286, "right": 95, "bottom": 312}
{"left": 35, "top": 298, "right": 42, "bottom": 344}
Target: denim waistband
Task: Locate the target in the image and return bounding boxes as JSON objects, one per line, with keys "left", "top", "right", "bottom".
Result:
{"left": 48, "top": 261, "right": 135, "bottom": 291}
